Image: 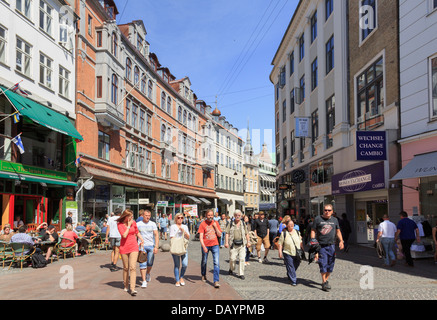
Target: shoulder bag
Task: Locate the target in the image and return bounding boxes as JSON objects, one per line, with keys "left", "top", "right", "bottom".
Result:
{"left": 170, "top": 228, "right": 189, "bottom": 256}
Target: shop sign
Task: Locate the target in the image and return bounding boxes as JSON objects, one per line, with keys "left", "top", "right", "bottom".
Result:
{"left": 183, "top": 204, "right": 198, "bottom": 217}
{"left": 65, "top": 201, "right": 78, "bottom": 226}
{"left": 157, "top": 201, "right": 168, "bottom": 207}
{"left": 356, "top": 131, "right": 386, "bottom": 161}
{"left": 332, "top": 162, "right": 385, "bottom": 195}
{"left": 138, "top": 198, "right": 149, "bottom": 204}
{"left": 0, "top": 159, "right": 68, "bottom": 180}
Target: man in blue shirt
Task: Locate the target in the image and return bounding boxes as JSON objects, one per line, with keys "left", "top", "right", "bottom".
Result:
{"left": 395, "top": 211, "right": 420, "bottom": 267}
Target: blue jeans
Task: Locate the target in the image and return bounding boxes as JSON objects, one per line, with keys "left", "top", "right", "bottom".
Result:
{"left": 201, "top": 245, "right": 220, "bottom": 283}
{"left": 283, "top": 253, "right": 300, "bottom": 284}
{"left": 380, "top": 238, "right": 396, "bottom": 265}
{"left": 172, "top": 253, "right": 188, "bottom": 282}
{"left": 139, "top": 246, "right": 155, "bottom": 269}
{"left": 220, "top": 232, "right": 226, "bottom": 246}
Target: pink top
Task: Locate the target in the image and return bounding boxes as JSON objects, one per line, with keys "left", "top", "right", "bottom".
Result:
{"left": 117, "top": 221, "right": 139, "bottom": 254}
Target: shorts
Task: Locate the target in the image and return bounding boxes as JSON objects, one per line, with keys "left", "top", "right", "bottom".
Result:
{"left": 110, "top": 238, "right": 121, "bottom": 247}
{"left": 256, "top": 235, "right": 270, "bottom": 252}
{"left": 318, "top": 244, "right": 336, "bottom": 273}
{"left": 160, "top": 227, "right": 168, "bottom": 233}
{"left": 139, "top": 246, "right": 155, "bottom": 269}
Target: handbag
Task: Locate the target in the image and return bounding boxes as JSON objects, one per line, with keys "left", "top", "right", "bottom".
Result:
{"left": 286, "top": 230, "right": 305, "bottom": 261}
{"left": 170, "top": 235, "right": 189, "bottom": 256}
{"left": 137, "top": 249, "right": 147, "bottom": 263}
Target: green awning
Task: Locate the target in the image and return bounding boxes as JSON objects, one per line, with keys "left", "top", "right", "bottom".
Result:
{"left": 0, "top": 170, "right": 77, "bottom": 186}
{"left": 1, "top": 86, "right": 83, "bottom": 141}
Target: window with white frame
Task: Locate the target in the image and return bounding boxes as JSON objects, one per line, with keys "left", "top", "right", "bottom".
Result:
{"left": 39, "top": 53, "right": 53, "bottom": 89}
{"left": 126, "top": 99, "right": 131, "bottom": 125}
{"left": 59, "top": 66, "right": 70, "bottom": 99}
{"left": 98, "top": 131, "right": 110, "bottom": 161}
{"left": 17, "top": 0, "right": 32, "bottom": 20}
{"left": 431, "top": 55, "right": 437, "bottom": 118}
{"left": 147, "top": 80, "right": 153, "bottom": 99}
{"left": 39, "top": 0, "right": 53, "bottom": 36}
{"left": 131, "top": 102, "right": 138, "bottom": 128}
{"left": 16, "top": 37, "right": 32, "bottom": 77}
{"left": 139, "top": 109, "right": 145, "bottom": 132}
{"left": 0, "top": 26, "right": 7, "bottom": 65}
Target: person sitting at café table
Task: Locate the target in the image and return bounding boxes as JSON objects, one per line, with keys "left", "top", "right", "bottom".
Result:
{"left": 0, "top": 224, "right": 14, "bottom": 241}
{"left": 75, "top": 221, "right": 86, "bottom": 233}
{"left": 38, "top": 225, "right": 59, "bottom": 262}
{"left": 13, "top": 216, "right": 24, "bottom": 230}
{"left": 62, "top": 224, "right": 80, "bottom": 256}
{"left": 79, "top": 225, "right": 97, "bottom": 254}
{"left": 91, "top": 221, "right": 101, "bottom": 233}
{"left": 36, "top": 222, "right": 49, "bottom": 237}
{"left": 10, "top": 225, "right": 42, "bottom": 255}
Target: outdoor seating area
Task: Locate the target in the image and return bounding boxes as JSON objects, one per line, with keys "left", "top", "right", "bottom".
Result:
{"left": 0, "top": 224, "right": 111, "bottom": 270}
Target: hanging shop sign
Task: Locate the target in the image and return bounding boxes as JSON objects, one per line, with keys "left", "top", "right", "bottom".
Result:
{"left": 295, "top": 118, "right": 310, "bottom": 138}
{"left": 332, "top": 162, "right": 385, "bottom": 195}
{"left": 356, "top": 131, "right": 387, "bottom": 161}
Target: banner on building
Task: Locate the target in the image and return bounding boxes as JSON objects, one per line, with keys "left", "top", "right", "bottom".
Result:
{"left": 183, "top": 204, "right": 198, "bottom": 217}
{"left": 65, "top": 201, "right": 78, "bottom": 227}
{"left": 295, "top": 117, "right": 310, "bottom": 138}
{"left": 356, "top": 131, "right": 387, "bottom": 161}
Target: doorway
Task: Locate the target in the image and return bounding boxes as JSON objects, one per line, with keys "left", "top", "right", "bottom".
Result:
{"left": 355, "top": 200, "right": 388, "bottom": 244}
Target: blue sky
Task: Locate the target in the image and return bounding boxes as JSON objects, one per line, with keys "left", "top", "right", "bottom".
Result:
{"left": 115, "top": 0, "right": 299, "bottom": 154}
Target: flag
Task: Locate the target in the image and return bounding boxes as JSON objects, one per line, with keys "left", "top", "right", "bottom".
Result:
{"left": 11, "top": 83, "right": 29, "bottom": 96}
{"left": 75, "top": 156, "right": 81, "bottom": 167}
{"left": 11, "top": 135, "right": 25, "bottom": 154}
{"left": 13, "top": 112, "right": 20, "bottom": 124}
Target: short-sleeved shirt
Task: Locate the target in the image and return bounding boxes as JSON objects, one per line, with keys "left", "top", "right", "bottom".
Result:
{"left": 397, "top": 218, "right": 418, "bottom": 240}
{"left": 159, "top": 218, "right": 168, "bottom": 228}
{"left": 378, "top": 220, "right": 397, "bottom": 238}
{"left": 62, "top": 231, "right": 78, "bottom": 247}
{"left": 268, "top": 219, "right": 279, "bottom": 234}
{"left": 117, "top": 221, "right": 139, "bottom": 254}
{"left": 198, "top": 220, "right": 221, "bottom": 247}
{"left": 169, "top": 224, "right": 189, "bottom": 239}
{"left": 312, "top": 215, "right": 340, "bottom": 246}
{"left": 254, "top": 219, "right": 270, "bottom": 238}
{"left": 137, "top": 220, "right": 157, "bottom": 247}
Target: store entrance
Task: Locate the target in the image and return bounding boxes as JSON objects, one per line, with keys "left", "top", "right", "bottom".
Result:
{"left": 356, "top": 200, "right": 388, "bottom": 244}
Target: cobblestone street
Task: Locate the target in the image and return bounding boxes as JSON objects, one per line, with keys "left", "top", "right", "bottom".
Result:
{"left": 1, "top": 235, "right": 435, "bottom": 301}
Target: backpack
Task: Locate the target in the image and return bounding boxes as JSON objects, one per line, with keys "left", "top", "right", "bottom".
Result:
{"left": 31, "top": 252, "right": 48, "bottom": 268}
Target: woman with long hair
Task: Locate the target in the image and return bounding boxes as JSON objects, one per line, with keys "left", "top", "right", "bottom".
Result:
{"left": 117, "top": 209, "right": 144, "bottom": 296}
{"left": 169, "top": 213, "right": 190, "bottom": 287}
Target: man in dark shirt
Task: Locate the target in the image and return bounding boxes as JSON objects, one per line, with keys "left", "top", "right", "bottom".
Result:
{"left": 311, "top": 204, "right": 344, "bottom": 292}
{"left": 254, "top": 212, "right": 271, "bottom": 264}
{"left": 39, "top": 225, "right": 59, "bottom": 262}
{"left": 395, "top": 211, "right": 420, "bottom": 267}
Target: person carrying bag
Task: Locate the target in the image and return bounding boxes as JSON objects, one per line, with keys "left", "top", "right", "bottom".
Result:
{"left": 169, "top": 213, "right": 190, "bottom": 287}
{"left": 278, "top": 219, "right": 304, "bottom": 286}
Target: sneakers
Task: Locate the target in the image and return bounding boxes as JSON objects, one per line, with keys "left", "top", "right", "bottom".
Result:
{"left": 263, "top": 257, "right": 270, "bottom": 264}
{"left": 240, "top": 275, "right": 245, "bottom": 280}
{"left": 141, "top": 281, "right": 148, "bottom": 288}
{"left": 322, "top": 281, "right": 331, "bottom": 292}
{"left": 258, "top": 258, "right": 263, "bottom": 263}
{"left": 131, "top": 290, "right": 137, "bottom": 296}
{"left": 214, "top": 282, "right": 220, "bottom": 288}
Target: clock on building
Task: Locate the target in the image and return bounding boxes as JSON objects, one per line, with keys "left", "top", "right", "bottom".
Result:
{"left": 291, "top": 169, "right": 305, "bottom": 184}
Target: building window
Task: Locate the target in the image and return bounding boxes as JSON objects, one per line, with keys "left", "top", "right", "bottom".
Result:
{"left": 183, "top": 110, "right": 187, "bottom": 125}
{"left": 311, "top": 109, "right": 319, "bottom": 156}
{"left": 39, "top": 0, "right": 53, "bottom": 36}
{"left": 289, "top": 51, "right": 294, "bottom": 76}
{"left": 326, "top": 95, "right": 335, "bottom": 149}
{"left": 39, "top": 53, "right": 53, "bottom": 89}
{"left": 361, "top": 0, "right": 377, "bottom": 41}
{"left": 148, "top": 80, "right": 153, "bottom": 99}
{"left": 126, "top": 99, "right": 131, "bottom": 126}
{"left": 0, "top": 26, "right": 6, "bottom": 65}
{"left": 111, "top": 74, "right": 118, "bottom": 104}
{"left": 326, "top": 35, "right": 334, "bottom": 74}
{"left": 87, "top": 14, "right": 93, "bottom": 36}
{"left": 311, "top": 58, "right": 318, "bottom": 91}
{"left": 178, "top": 106, "right": 182, "bottom": 122}
{"left": 290, "top": 89, "right": 295, "bottom": 114}
{"left": 300, "top": 137, "right": 306, "bottom": 162}
{"left": 299, "top": 33, "right": 305, "bottom": 62}
{"left": 161, "top": 92, "right": 166, "bottom": 109}
{"left": 290, "top": 130, "right": 295, "bottom": 158}
{"left": 311, "top": 10, "right": 317, "bottom": 43}
{"left": 146, "top": 113, "right": 152, "bottom": 136}
{"left": 17, "top": 0, "right": 32, "bottom": 20}
{"left": 98, "top": 131, "right": 110, "bottom": 161}
{"left": 167, "top": 96, "right": 172, "bottom": 114}
{"left": 131, "top": 103, "right": 138, "bottom": 128}
{"left": 96, "top": 31, "right": 102, "bottom": 47}
{"left": 161, "top": 124, "right": 166, "bottom": 142}
{"left": 300, "top": 75, "right": 305, "bottom": 103}
{"left": 431, "top": 56, "right": 437, "bottom": 118}
{"left": 141, "top": 76, "right": 146, "bottom": 94}
{"left": 111, "top": 33, "right": 118, "bottom": 57}
{"left": 434, "top": 0, "right": 437, "bottom": 9}
{"left": 357, "top": 57, "right": 384, "bottom": 130}
{"left": 59, "top": 66, "right": 70, "bottom": 99}
{"left": 283, "top": 137, "right": 287, "bottom": 162}
{"left": 326, "top": 0, "right": 333, "bottom": 21}
{"left": 96, "top": 76, "right": 102, "bottom": 98}
{"left": 126, "top": 58, "right": 132, "bottom": 81}
{"left": 134, "top": 66, "right": 140, "bottom": 85}
{"left": 16, "top": 37, "right": 32, "bottom": 77}
{"left": 282, "top": 100, "right": 286, "bottom": 123}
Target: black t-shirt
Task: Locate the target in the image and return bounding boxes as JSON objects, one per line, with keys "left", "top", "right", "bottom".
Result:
{"left": 254, "top": 219, "right": 270, "bottom": 238}
{"left": 312, "top": 215, "right": 339, "bottom": 245}
{"left": 42, "top": 230, "right": 59, "bottom": 244}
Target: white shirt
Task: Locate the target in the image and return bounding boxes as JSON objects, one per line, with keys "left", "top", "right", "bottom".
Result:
{"left": 137, "top": 220, "right": 157, "bottom": 247}
{"left": 169, "top": 224, "right": 189, "bottom": 239}
{"left": 378, "top": 220, "right": 397, "bottom": 238}
{"left": 107, "top": 216, "right": 121, "bottom": 239}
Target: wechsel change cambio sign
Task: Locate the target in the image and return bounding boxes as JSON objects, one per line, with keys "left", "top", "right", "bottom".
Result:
{"left": 356, "top": 131, "right": 387, "bottom": 161}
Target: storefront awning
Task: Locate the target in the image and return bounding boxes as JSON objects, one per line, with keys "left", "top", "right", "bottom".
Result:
{"left": 199, "top": 197, "right": 211, "bottom": 205}
{"left": 0, "top": 171, "right": 77, "bottom": 186}
{"left": 1, "top": 85, "right": 83, "bottom": 141}
{"left": 218, "top": 198, "right": 232, "bottom": 205}
{"left": 186, "top": 195, "right": 201, "bottom": 204}
{"left": 260, "top": 174, "right": 276, "bottom": 183}
{"left": 235, "top": 200, "right": 246, "bottom": 206}
{"left": 391, "top": 152, "right": 437, "bottom": 180}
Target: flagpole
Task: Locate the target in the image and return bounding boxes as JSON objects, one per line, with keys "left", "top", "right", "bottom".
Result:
{"left": 116, "top": 74, "right": 146, "bottom": 110}
{"left": 0, "top": 107, "right": 24, "bottom": 124}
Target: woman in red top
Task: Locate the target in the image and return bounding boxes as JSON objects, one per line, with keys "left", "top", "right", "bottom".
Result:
{"left": 117, "top": 209, "right": 144, "bottom": 296}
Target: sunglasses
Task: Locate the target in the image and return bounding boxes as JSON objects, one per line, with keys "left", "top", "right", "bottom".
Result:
{"left": 324, "top": 209, "right": 333, "bottom": 212}
{"left": 177, "top": 217, "right": 184, "bottom": 220}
